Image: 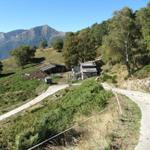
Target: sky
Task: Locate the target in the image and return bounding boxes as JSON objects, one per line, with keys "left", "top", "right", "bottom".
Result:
{"left": 0, "top": 0, "right": 149, "bottom": 32}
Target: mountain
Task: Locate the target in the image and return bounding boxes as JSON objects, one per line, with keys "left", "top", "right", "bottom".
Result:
{"left": 0, "top": 25, "right": 65, "bottom": 59}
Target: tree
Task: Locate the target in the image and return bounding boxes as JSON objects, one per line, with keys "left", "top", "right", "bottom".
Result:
{"left": 63, "top": 30, "right": 97, "bottom": 67}
{"left": 63, "top": 20, "right": 109, "bottom": 68}
{"left": 39, "top": 40, "right": 48, "bottom": 49}
{"left": 101, "top": 7, "right": 140, "bottom": 75}
{"left": 51, "top": 37, "right": 64, "bottom": 52}
{"left": 11, "top": 45, "right": 36, "bottom": 67}
{"left": 63, "top": 32, "right": 79, "bottom": 67}
{"left": 136, "top": 3, "right": 150, "bottom": 56}
{"left": 90, "top": 21, "right": 109, "bottom": 47}
{"left": 77, "top": 28, "right": 97, "bottom": 62}
{"left": 0, "top": 61, "right": 3, "bottom": 74}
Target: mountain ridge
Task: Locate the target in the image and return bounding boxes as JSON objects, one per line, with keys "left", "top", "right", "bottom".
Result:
{"left": 0, "top": 25, "right": 65, "bottom": 59}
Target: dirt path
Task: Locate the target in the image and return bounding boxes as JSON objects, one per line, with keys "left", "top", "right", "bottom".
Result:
{"left": 102, "top": 83, "right": 150, "bottom": 150}
{"left": 0, "top": 84, "right": 69, "bottom": 121}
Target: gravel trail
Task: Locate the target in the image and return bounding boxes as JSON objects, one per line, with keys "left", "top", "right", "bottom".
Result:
{"left": 0, "top": 84, "right": 69, "bottom": 121}
{"left": 102, "top": 83, "right": 150, "bottom": 150}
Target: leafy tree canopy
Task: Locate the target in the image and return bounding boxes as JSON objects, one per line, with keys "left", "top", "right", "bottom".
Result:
{"left": 51, "top": 37, "right": 64, "bottom": 52}
{"left": 63, "top": 21, "right": 109, "bottom": 68}
{"left": 39, "top": 40, "right": 48, "bottom": 49}
{"left": 11, "top": 45, "right": 36, "bottom": 67}
{"left": 136, "top": 3, "right": 150, "bottom": 54}
{"left": 62, "top": 2, "right": 150, "bottom": 74}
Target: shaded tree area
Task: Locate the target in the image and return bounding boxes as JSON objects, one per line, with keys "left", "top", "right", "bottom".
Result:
{"left": 39, "top": 40, "right": 48, "bottom": 49}
{"left": 136, "top": 2, "right": 150, "bottom": 64}
{"left": 63, "top": 21, "right": 109, "bottom": 68}
{"left": 63, "top": 3, "right": 150, "bottom": 75}
{"left": 11, "top": 45, "right": 36, "bottom": 67}
{"left": 101, "top": 8, "right": 140, "bottom": 75}
{"left": 51, "top": 37, "right": 64, "bottom": 52}
{"left": 101, "top": 7, "right": 150, "bottom": 75}
{"left": 63, "top": 32, "right": 79, "bottom": 67}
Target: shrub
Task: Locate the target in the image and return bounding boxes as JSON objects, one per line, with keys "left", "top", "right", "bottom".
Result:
{"left": 11, "top": 45, "right": 36, "bottom": 67}
{"left": 134, "top": 64, "right": 150, "bottom": 79}
{"left": 100, "top": 73, "right": 117, "bottom": 83}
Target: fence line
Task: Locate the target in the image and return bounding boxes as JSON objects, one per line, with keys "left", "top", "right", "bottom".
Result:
{"left": 28, "top": 108, "right": 107, "bottom": 150}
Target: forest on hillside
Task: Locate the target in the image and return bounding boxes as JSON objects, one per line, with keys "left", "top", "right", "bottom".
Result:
{"left": 63, "top": 3, "right": 150, "bottom": 76}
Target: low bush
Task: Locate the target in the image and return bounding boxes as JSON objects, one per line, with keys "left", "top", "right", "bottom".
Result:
{"left": 134, "top": 64, "right": 150, "bottom": 79}
{"left": 100, "top": 73, "right": 117, "bottom": 83}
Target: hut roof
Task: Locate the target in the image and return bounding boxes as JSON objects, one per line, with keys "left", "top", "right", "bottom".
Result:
{"left": 80, "top": 61, "right": 96, "bottom": 67}
{"left": 40, "top": 64, "right": 56, "bottom": 72}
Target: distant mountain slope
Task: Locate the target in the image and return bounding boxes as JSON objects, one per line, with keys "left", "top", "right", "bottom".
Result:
{"left": 0, "top": 25, "right": 65, "bottom": 59}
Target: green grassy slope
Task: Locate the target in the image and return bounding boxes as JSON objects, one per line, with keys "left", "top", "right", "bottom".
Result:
{"left": 0, "top": 66, "right": 47, "bottom": 115}
{"left": 0, "top": 48, "right": 64, "bottom": 114}
{"left": 0, "top": 79, "right": 112, "bottom": 150}
{"left": 0, "top": 79, "right": 141, "bottom": 150}
{"left": 35, "top": 48, "right": 65, "bottom": 65}
{"left": 2, "top": 48, "right": 64, "bottom": 74}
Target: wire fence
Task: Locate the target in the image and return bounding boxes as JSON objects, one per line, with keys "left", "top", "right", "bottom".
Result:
{"left": 28, "top": 92, "right": 123, "bottom": 150}
{"left": 28, "top": 108, "right": 108, "bottom": 150}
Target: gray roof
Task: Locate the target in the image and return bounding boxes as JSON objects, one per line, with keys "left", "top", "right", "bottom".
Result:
{"left": 82, "top": 68, "right": 97, "bottom": 73}
{"left": 40, "top": 64, "right": 56, "bottom": 72}
{"left": 80, "top": 61, "right": 96, "bottom": 67}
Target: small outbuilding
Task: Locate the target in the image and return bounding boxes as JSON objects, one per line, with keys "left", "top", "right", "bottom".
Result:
{"left": 40, "top": 63, "right": 67, "bottom": 75}
{"left": 72, "top": 61, "right": 98, "bottom": 80}
{"left": 80, "top": 61, "right": 98, "bottom": 80}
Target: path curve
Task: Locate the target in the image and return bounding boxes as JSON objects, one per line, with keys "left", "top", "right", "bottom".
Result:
{"left": 0, "top": 84, "right": 69, "bottom": 121}
{"left": 102, "top": 83, "right": 150, "bottom": 150}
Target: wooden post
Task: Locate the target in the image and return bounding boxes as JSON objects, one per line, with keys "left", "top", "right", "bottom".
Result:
{"left": 113, "top": 92, "right": 123, "bottom": 115}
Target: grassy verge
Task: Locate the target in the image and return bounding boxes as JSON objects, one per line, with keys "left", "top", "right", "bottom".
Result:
{"left": 0, "top": 65, "right": 48, "bottom": 115}
{"left": 43, "top": 95, "right": 141, "bottom": 150}
{"left": 0, "top": 79, "right": 112, "bottom": 150}
{"left": 105, "top": 95, "right": 141, "bottom": 150}
{"left": 0, "top": 48, "right": 64, "bottom": 114}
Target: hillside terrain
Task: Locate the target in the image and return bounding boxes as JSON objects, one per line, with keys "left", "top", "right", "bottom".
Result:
{"left": 0, "top": 79, "right": 141, "bottom": 150}
{"left": 101, "top": 63, "right": 150, "bottom": 92}
{"left": 0, "top": 25, "right": 65, "bottom": 59}
{"left": 0, "top": 2, "right": 150, "bottom": 150}
{"left": 0, "top": 48, "right": 64, "bottom": 115}
{"left": 0, "top": 42, "right": 148, "bottom": 150}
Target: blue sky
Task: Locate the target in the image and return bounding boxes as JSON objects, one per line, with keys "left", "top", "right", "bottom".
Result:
{"left": 0, "top": 0, "right": 149, "bottom": 32}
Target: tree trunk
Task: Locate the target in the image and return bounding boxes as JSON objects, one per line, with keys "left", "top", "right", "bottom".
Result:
{"left": 126, "top": 61, "right": 131, "bottom": 76}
